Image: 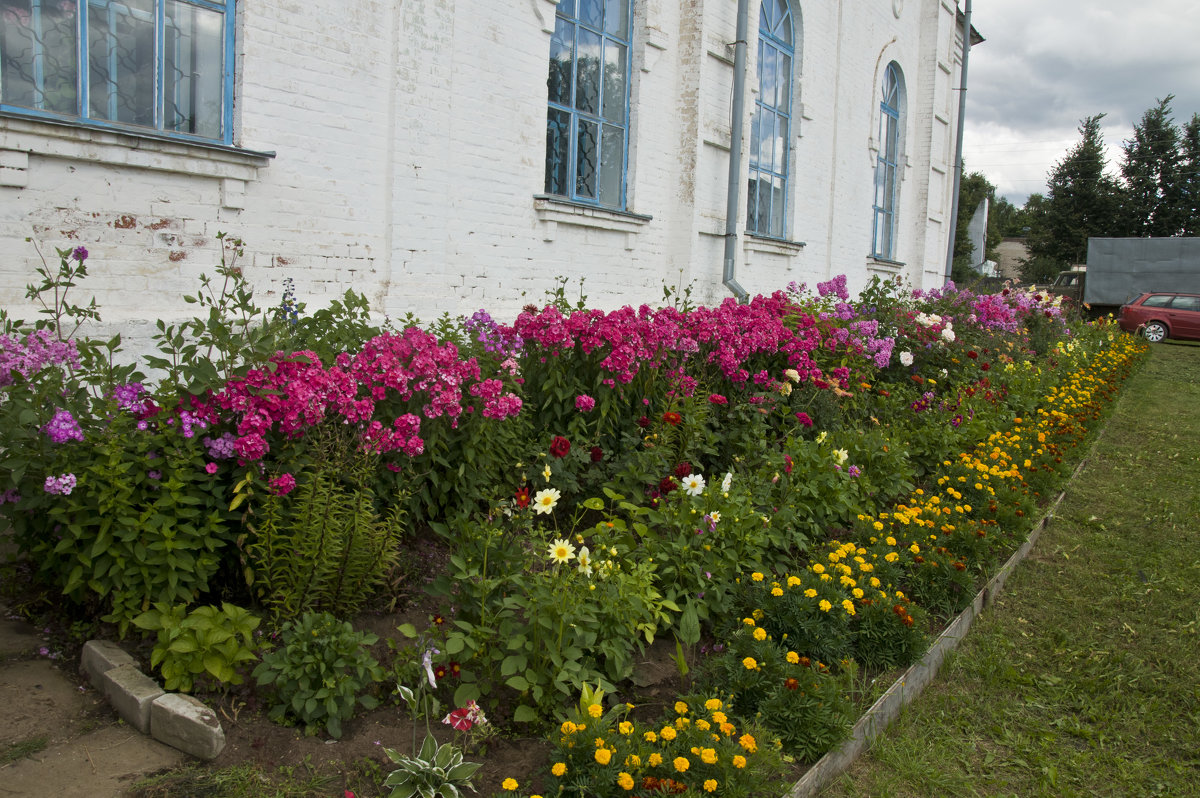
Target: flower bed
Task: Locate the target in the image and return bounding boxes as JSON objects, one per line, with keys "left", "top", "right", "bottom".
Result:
{"left": 0, "top": 241, "right": 1146, "bottom": 797}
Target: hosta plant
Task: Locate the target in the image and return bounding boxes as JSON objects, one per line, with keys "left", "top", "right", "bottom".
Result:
{"left": 382, "top": 733, "right": 482, "bottom": 798}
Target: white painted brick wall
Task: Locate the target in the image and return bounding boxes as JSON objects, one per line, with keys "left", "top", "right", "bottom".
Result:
{"left": 0, "top": 0, "right": 966, "bottom": 349}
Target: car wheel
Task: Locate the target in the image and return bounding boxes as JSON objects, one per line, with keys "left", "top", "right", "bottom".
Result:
{"left": 1143, "top": 321, "right": 1168, "bottom": 342}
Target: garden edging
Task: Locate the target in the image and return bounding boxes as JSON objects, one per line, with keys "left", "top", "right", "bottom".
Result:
{"left": 783, "top": 460, "right": 1082, "bottom": 798}
{"left": 80, "top": 639, "right": 225, "bottom": 760}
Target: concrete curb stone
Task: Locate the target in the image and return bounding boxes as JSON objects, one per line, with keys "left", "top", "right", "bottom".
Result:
{"left": 79, "top": 638, "right": 226, "bottom": 760}
{"left": 95, "top": 662, "right": 164, "bottom": 734}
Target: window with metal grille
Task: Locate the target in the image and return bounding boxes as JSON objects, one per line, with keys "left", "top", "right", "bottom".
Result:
{"left": 1, "top": 0, "right": 235, "bottom": 144}
{"left": 544, "top": 0, "right": 632, "bottom": 209}
{"left": 747, "top": 0, "right": 793, "bottom": 238}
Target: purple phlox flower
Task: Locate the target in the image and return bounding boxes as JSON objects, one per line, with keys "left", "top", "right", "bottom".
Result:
{"left": 203, "top": 433, "right": 237, "bottom": 460}
{"left": 42, "top": 409, "right": 84, "bottom": 443}
{"left": 147, "top": 470, "right": 162, "bottom": 480}
{"left": 72, "top": 246, "right": 88, "bottom": 262}
{"left": 43, "top": 473, "right": 76, "bottom": 495}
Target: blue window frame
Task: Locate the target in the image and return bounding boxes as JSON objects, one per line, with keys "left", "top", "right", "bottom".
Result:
{"left": 544, "top": 0, "right": 632, "bottom": 209}
{"left": 747, "top": 0, "right": 793, "bottom": 238}
{"left": 871, "top": 62, "right": 903, "bottom": 260}
{"left": 1, "top": 0, "right": 236, "bottom": 145}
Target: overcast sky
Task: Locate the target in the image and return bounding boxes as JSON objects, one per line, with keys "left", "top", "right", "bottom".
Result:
{"left": 961, "top": 0, "right": 1200, "bottom": 207}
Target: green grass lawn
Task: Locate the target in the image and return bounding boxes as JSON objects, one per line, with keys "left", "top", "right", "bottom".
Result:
{"left": 819, "top": 340, "right": 1200, "bottom": 798}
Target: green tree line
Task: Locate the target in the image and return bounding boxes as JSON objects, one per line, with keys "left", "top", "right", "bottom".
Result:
{"left": 955, "top": 96, "right": 1200, "bottom": 284}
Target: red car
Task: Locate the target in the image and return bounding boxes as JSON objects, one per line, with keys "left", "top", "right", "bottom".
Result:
{"left": 1117, "top": 292, "right": 1200, "bottom": 342}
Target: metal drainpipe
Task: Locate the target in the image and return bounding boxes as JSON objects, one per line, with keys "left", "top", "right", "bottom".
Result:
{"left": 723, "top": 0, "right": 751, "bottom": 303}
{"left": 944, "top": 0, "right": 973, "bottom": 284}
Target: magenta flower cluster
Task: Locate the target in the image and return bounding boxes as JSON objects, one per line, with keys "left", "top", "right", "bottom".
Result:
{"left": 575, "top": 394, "right": 596, "bottom": 412}
{"left": 503, "top": 292, "right": 825, "bottom": 389}
{"left": 207, "top": 328, "right": 522, "bottom": 462}
{"left": 0, "top": 329, "right": 80, "bottom": 387}
{"left": 42, "top": 409, "right": 84, "bottom": 443}
{"left": 43, "top": 473, "right": 77, "bottom": 495}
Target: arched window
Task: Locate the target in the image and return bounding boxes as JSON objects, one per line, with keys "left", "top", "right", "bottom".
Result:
{"left": 747, "top": 0, "right": 794, "bottom": 238}
{"left": 544, "top": 0, "right": 633, "bottom": 209}
{"left": 872, "top": 62, "right": 904, "bottom": 260}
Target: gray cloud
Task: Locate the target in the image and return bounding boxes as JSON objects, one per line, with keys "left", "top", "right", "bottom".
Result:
{"left": 961, "top": 0, "right": 1200, "bottom": 204}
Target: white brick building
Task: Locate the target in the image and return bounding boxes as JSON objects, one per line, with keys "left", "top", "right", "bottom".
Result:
{"left": 0, "top": 0, "right": 976, "bottom": 340}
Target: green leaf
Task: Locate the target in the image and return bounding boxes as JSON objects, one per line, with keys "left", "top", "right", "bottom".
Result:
{"left": 452, "top": 682, "right": 481, "bottom": 707}
{"left": 396, "top": 623, "right": 419, "bottom": 639}
{"left": 504, "top": 675, "right": 530, "bottom": 692}
{"left": 582, "top": 497, "right": 605, "bottom": 511}
{"left": 512, "top": 705, "right": 538, "bottom": 723}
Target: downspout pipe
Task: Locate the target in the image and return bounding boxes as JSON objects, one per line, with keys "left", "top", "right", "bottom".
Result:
{"left": 723, "top": 0, "right": 751, "bottom": 302}
{"left": 944, "top": 0, "right": 973, "bottom": 284}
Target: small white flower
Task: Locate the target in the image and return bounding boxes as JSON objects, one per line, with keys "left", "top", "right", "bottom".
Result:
{"left": 534, "top": 487, "right": 561, "bottom": 514}
{"left": 681, "top": 473, "right": 707, "bottom": 496}
{"left": 941, "top": 327, "right": 956, "bottom": 343}
{"left": 816, "top": 431, "right": 828, "bottom": 444}
{"left": 784, "top": 368, "right": 800, "bottom": 383}
{"left": 833, "top": 448, "right": 849, "bottom": 466}
{"left": 577, "top": 546, "right": 593, "bottom": 576}
{"left": 899, "top": 351, "right": 914, "bottom": 367}
{"left": 721, "top": 472, "right": 733, "bottom": 493}
{"left": 547, "top": 537, "right": 576, "bottom": 564}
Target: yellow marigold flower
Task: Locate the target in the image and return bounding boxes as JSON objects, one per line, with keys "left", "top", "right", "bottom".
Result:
{"left": 885, "top": 536, "right": 897, "bottom": 546}
{"left": 660, "top": 726, "right": 677, "bottom": 741}
{"left": 704, "top": 779, "right": 719, "bottom": 793}
{"left": 819, "top": 599, "right": 832, "bottom": 612}
{"left": 551, "top": 762, "right": 567, "bottom": 777}
{"left": 705, "top": 698, "right": 723, "bottom": 711}
{"left": 909, "top": 543, "right": 920, "bottom": 554}
{"left": 842, "top": 599, "right": 856, "bottom": 616}
{"left": 771, "top": 586, "right": 784, "bottom": 597}
{"left": 696, "top": 719, "right": 711, "bottom": 731}
{"left": 701, "top": 748, "right": 718, "bottom": 764}
{"left": 595, "top": 748, "right": 612, "bottom": 766}
{"left": 711, "top": 711, "right": 727, "bottom": 724}
{"left": 742, "top": 617, "right": 756, "bottom": 627}
{"left": 739, "top": 734, "right": 758, "bottom": 753}
{"left": 870, "top": 576, "right": 881, "bottom": 587}
{"left": 617, "top": 772, "right": 634, "bottom": 791}
{"left": 873, "top": 521, "right": 884, "bottom": 531}
{"left": 618, "top": 721, "right": 634, "bottom": 735}
{"left": 812, "top": 563, "right": 825, "bottom": 574}
{"left": 885, "top": 552, "right": 899, "bottom": 562}
{"left": 675, "top": 701, "right": 689, "bottom": 715}
{"left": 595, "top": 737, "right": 606, "bottom": 748}
{"left": 733, "top": 754, "right": 747, "bottom": 769}
{"left": 587, "top": 703, "right": 603, "bottom": 718}
{"left": 786, "top": 650, "right": 800, "bottom": 664}
{"left": 852, "top": 588, "right": 864, "bottom": 599}
{"left": 561, "top": 721, "right": 577, "bottom": 735}
{"left": 643, "top": 731, "right": 657, "bottom": 743}
{"left": 648, "top": 753, "right": 663, "bottom": 767}
{"left": 626, "top": 754, "right": 640, "bottom": 767}
{"left": 720, "top": 722, "right": 736, "bottom": 736}
{"left": 752, "top": 627, "right": 767, "bottom": 641}
{"left": 752, "top": 608, "right": 764, "bottom": 620}
{"left": 820, "top": 573, "right": 832, "bottom": 581}
{"left": 502, "top": 778, "right": 519, "bottom": 791}
{"left": 787, "top": 575, "right": 802, "bottom": 587}
{"left": 804, "top": 588, "right": 818, "bottom": 598}
{"left": 742, "top": 656, "right": 758, "bottom": 670}
{"left": 751, "top": 572, "right": 764, "bottom": 581}
{"left": 673, "top": 756, "right": 690, "bottom": 773}
{"left": 675, "top": 717, "right": 690, "bottom": 729}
